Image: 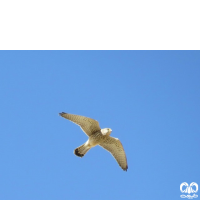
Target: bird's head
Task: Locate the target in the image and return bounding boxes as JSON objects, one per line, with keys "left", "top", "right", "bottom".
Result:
{"left": 107, "top": 128, "right": 112, "bottom": 133}
{"left": 101, "top": 128, "right": 112, "bottom": 136}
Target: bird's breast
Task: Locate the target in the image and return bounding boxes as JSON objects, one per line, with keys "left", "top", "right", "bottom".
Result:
{"left": 88, "top": 131, "right": 106, "bottom": 147}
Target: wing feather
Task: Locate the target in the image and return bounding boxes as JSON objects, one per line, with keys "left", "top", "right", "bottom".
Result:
{"left": 99, "top": 136, "right": 128, "bottom": 171}
{"left": 59, "top": 112, "right": 101, "bottom": 136}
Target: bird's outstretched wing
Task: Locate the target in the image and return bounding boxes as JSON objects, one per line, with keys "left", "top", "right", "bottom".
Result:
{"left": 99, "top": 136, "right": 128, "bottom": 171}
{"left": 59, "top": 112, "right": 101, "bottom": 136}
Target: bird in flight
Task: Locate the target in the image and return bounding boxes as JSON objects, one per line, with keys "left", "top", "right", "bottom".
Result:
{"left": 59, "top": 112, "right": 128, "bottom": 171}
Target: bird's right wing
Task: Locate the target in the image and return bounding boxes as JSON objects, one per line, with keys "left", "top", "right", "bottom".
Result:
{"left": 99, "top": 136, "right": 128, "bottom": 171}
{"left": 59, "top": 112, "right": 101, "bottom": 136}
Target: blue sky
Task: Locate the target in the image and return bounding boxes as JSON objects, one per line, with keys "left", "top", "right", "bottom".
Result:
{"left": 0, "top": 51, "right": 199, "bottom": 200}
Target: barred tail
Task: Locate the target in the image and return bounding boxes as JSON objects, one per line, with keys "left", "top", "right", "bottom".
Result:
{"left": 74, "top": 143, "right": 91, "bottom": 157}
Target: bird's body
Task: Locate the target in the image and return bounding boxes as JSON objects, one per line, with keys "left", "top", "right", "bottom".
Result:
{"left": 59, "top": 112, "right": 128, "bottom": 171}
{"left": 87, "top": 130, "right": 107, "bottom": 147}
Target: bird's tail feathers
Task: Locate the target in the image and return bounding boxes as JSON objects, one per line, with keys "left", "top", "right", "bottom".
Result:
{"left": 74, "top": 143, "right": 91, "bottom": 157}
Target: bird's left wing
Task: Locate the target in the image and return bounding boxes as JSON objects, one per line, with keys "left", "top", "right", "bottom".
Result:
{"left": 99, "top": 136, "right": 128, "bottom": 171}
{"left": 59, "top": 112, "right": 101, "bottom": 136}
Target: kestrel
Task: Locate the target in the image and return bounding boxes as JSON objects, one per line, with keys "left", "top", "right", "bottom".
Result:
{"left": 59, "top": 112, "right": 128, "bottom": 171}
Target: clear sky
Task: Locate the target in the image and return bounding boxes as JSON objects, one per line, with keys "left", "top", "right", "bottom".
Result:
{"left": 0, "top": 51, "right": 199, "bottom": 200}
